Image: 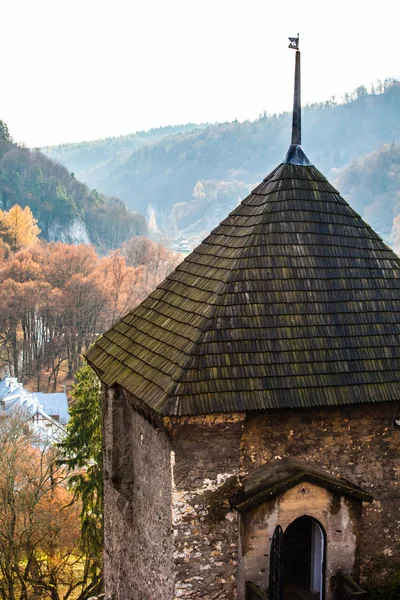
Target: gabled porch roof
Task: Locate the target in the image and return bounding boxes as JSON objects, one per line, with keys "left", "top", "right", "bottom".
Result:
{"left": 230, "top": 459, "right": 373, "bottom": 512}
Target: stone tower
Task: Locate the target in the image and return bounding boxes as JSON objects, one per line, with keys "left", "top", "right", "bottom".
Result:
{"left": 87, "top": 40, "right": 400, "bottom": 600}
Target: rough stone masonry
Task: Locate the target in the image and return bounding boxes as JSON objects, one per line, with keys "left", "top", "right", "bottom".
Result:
{"left": 102, "top": 385, "right": 399, "bottom": 600}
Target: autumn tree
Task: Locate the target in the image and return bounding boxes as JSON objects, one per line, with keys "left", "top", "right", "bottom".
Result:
{"left": 41, "top": 242, "right": 97, "bottom": 288}
{"left": 0, "top": 238, "right": 179, "bottom": 390}
{"left": 0, "top": 204, "right": 40, "bottom": 253}
{"left": 0, "top": 249, "right": 60, "bottom": 382}
{"left": 95, "top": 250, "right": 145, "bottom": 323}
{"left": 122, "top": 236, "right": 180, "bottom": 297}
{"left": 62, "top": 274, "right": 106, "bottom": 376}
{"left": 0, "top": 408, "right": 99, "bottom": 600}
{"left": 0, "top": 279, "right": 31, "bottom": 378}
{"left": 122, "top": 235, "right": 154, "bottom": 267}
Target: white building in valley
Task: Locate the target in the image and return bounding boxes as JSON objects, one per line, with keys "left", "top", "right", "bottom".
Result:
{"left": 0, "top": 377, "right": 69, "bottom": 442}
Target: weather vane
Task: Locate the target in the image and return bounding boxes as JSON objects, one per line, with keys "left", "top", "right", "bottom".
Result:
{"left": 288, "top": 34, "right": 299, "bottom": 51}
{"left": 283, "top": 31, "right": 311, "bottom": 165}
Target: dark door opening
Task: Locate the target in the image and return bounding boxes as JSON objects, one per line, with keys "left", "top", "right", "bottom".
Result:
{"left": 282, "top": 516, "right": 324, "bottom": 600}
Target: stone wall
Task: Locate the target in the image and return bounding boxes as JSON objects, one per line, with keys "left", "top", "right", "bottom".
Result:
{"left": 167, "top": 413, "right": 246, "bottom": 599}
{"left": 240, "top": 402, "right": 400, "bottom": 588}
{"left": 238, "top": 482, "right": 362, "bottom": 600}
{"left": 103, "top": 386, "right": 174, "bottom": 600}
{"left": 101, "top": 393, "right": 398, "bottom": 599}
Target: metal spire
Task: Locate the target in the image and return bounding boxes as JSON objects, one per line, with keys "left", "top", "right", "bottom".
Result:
{"left": 283, "top": 34, "right": 312, "bottom": 166}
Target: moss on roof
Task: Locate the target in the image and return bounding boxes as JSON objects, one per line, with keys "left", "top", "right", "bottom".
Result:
{"left": 86, "top": 162, "right": 400, "bottom": 416}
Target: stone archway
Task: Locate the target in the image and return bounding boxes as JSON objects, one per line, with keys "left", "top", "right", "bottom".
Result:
{"left": 231, "top": 460, "right": 372, "bottom": 600}
{"left": 282, "top": 516, "right": 325, "bottom": 600}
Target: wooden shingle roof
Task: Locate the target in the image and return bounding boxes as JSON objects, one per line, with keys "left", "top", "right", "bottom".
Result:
{"left": 86, "top": 162, "right": 400, "bottom": 415}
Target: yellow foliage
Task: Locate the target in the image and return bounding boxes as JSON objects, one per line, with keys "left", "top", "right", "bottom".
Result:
{"left": 0, "top": 204, "right": 40, "bottom": 253}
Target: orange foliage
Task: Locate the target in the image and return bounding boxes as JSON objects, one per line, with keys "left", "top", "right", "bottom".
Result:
{"left": 0, "top": 238, "right": 180, "bottom": 389}
{"left": 0, "top": 411, "right": 93, "bottom": 600}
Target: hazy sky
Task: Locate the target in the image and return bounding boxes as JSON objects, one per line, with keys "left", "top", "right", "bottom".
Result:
{"left": 2, "top": 0, "right": 399, "bottom": 147}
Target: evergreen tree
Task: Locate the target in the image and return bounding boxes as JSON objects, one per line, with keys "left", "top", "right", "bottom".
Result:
{"left": 54, "top": 182, "right": 78, "bottom": 224}
{"left": 0, "top": 119, "right": 11, "bottom": 142}
{"left": 58, "top": 362, "right": 103, "bottom": 594}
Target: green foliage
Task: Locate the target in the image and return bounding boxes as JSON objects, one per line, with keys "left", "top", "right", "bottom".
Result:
{"left": 334, "top": 142, "right": 400, "bottom": 244}
{"left": 58, "top": 362, "right": 103, "bottom": 576}
{"left": 54, "top": 182, "right": 77, "bottom": 223}
{"left": 366, "top": 571, "right": 400, "bottom": 600}
{"left": 86, "top": 195, "right": 148, "bottom": 251}
{"left": 0, "top": 119, "right": 11, "bottom": 143}
{"left": 0, "top": 126, "right": 147, "bottom": 252}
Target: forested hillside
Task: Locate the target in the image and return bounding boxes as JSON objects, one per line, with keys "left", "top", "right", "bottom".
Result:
{"left": 43, "top": 123, "right": 206, "bottom": 191}
{"left": 334, "top": 142, "right": 400, "bottom": 246}
{"left": 0, "top": 121, "right": 147, "bottom": 252}
{"left": 43, "top": 81, "right": 400, "bottom": 246}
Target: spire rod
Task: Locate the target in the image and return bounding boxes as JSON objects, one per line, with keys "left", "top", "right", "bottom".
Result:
{"left": 283, "top": 34, "right": 312, "bottom": 166}
{"left": 292, "top": 45, "right": 301, "bottom": 145}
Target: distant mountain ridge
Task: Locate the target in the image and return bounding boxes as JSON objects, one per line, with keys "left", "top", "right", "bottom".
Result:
{"left": 43, "top": 82, "right": 400, "bottom": 247}
{"left": 42, "top": 123, "right": 208, "bottom": 184}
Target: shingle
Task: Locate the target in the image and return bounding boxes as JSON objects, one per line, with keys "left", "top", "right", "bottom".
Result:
{"left": 85, "top": 162, "right": 400, "bottom": 415}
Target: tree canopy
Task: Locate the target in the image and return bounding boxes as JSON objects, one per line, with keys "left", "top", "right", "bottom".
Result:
{"left": 58, "top": 363, "right": 103, "bottom": 594}
{"left": 0, "top": 409, "right": 98, "bottom": 600}
{"left": 0, "top": 237, "right": 180, "bottom": 388}
{"left": 0, "top": 204, "right": 40, "bottom": 254}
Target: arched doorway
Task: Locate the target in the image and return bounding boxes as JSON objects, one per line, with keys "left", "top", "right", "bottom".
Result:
{"left": 282, "top": 516, "right": 325, "bottom": 599}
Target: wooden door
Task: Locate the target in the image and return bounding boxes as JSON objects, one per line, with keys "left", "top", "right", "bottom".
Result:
{"left": 269, "top": 525, "right": 284, "bottom": 600}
